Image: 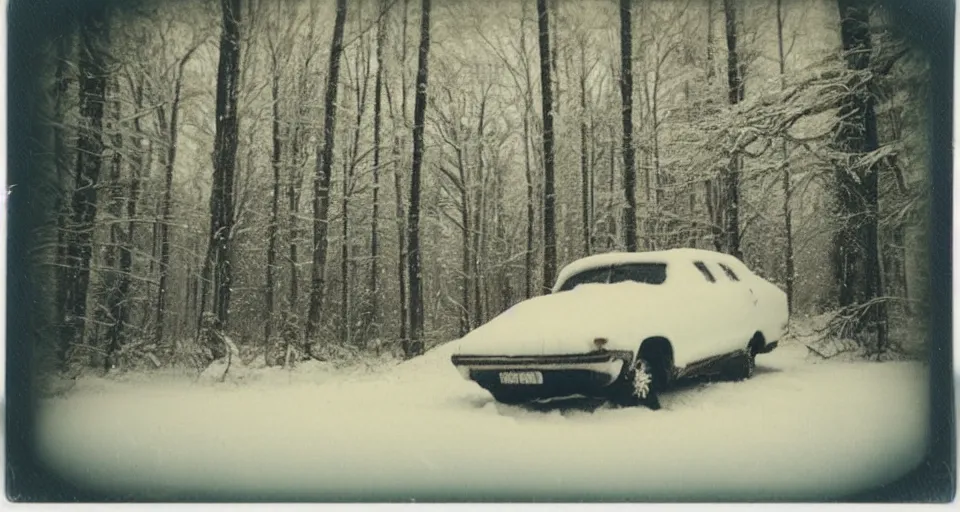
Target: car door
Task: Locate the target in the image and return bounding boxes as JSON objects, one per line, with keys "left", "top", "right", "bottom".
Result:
{"left": 725, "top": 259, "right": 786, "bottom": 342}
{"left": 714, "top": 261, "right": 757, "bottom": 350}
{"left": 684, "top": 260, "right": 730, "bottom": 363}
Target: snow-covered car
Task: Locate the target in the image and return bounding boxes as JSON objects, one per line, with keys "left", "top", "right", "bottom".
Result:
{"left": 450, "top": 248, "right": 788, "bottom": 408}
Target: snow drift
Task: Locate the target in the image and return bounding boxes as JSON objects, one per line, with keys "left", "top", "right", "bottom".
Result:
{"left": 35, "top": 338, "right": 929, "bottom": 501}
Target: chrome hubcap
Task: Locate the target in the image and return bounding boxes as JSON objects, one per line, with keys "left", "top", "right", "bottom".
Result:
{"left": 633, "top": 359, "right": 654, "bottom": 399}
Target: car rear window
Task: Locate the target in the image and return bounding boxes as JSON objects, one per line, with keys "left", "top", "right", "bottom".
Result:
{"left": 693, "top": 261, "right": 716, "bottom": 283}
{"left": 558, "top": 263, "right": 667, "bottom": 292}
{"left": 718, "top": 263, "right": 740, "bottom": 281}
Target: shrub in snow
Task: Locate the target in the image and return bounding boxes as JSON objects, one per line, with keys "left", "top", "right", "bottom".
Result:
{"left": 797, "top": 306, "right": 916, "bottom": 362}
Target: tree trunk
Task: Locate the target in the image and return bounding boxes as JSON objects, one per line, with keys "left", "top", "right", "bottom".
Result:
{"left": 834, "top": 0, "right": 887, "bottom": 349}
{"left": 197, "top": 225, "right": 212, "bottom": 337}
{"left": 652, "top": 70, "right": 663, "bottom": 209}
{"left": 536, "top": 0, "right": 557, "bottom": 292}
{"left": 619, "top": 0, "right": 638, "bottom": 252}
{"left": 287, "top": 95, "right": 309, "bottom": 322}
{"left": 60, "top": 4, "right": 109, "bottom": 371}
{"left": 101, "top": 78, "right": 124, "bottom": 370}
{"left": 53, "top": 29, "right": 72, "bottom": 337}
{"left": 472, "top": 97, "right": 487, "bottom": 325}
{"left": 579, "top": 44, "right": 591, "bottom": 256}
{"left": 894, "top": 223, "right": 908, "bottom": 310}
{"left": 702, "top": 0, "right": 720, "bottom": 251}
{"left": 549, "top": 0, "right": 560, "bottom": 116}
{"left": 608, "top": 124, "right": 617, "bottom": 250}
{"left": 206, "top": 0, "right": 243, "bottom": 336}
{"left": 341, "top": 24, "right": 372, "bottom": 346}
{"left": 394, "top": 0, "right": 410, "bottom": 345}
{"left": 721, "top": 0, "right": 743, "bottom": 259}
{"left": 834, "top": 0, "right": 869, "bottom": 309}
{"left": 706, "top": 0, "right": 715, "bottom": 81}
{"left": 341, "top": 156, "right": 351, "bottom": 345}
{"left": 105, "top": 76, "right": 145, "bottom": 363}
{"left": 520, "top": 2, "right": 534, "bottom": 300}
{"left": 143, "top": 187, "right": 161, "bottom": 333}
{"left": 370, "top": 0, "right": 387, "bottom": 331}
{"left": 393, "top": 135, "right": 408, "bottom": 342}
{"left": 406, "top": 0, "right": 432, "bottom": 357}
{"left": 287, "top": 171, "right": 301, "bottom": 313}
{"left": 495, "top": 152, "right": 510, "bottom": 313}
{"left": 156, "top": 54, "right": 192, "bottom": 346}
{"left": 282, "top": 16, "right": 320, "bottom": 340}
{"left": 305, "top": 0, "right": 348, "bottom": 340}
{"left": 775, "top": 0, "right": 794, "bottom": 313}
{"left": 457, "top": 145, "right": 472, "bottom": 336}
{"left": 523, "top": 112, "right": 535, "bottom": 299}
{"left": 589, "top": 117, "right": 597, "bottom": 250}
{"left": 265, "top": 54, "right": 282, "bottom": 349}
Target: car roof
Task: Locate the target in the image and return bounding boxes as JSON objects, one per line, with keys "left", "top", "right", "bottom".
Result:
{"left": 552, "top": 248, "right": 745, "bottom": 291}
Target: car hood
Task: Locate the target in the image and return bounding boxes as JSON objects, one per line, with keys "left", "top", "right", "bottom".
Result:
{"left": 455, "top": 282, "right": 675, "bottom": 356}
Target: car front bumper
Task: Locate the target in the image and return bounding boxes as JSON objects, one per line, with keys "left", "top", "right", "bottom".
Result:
{"left": 450, "top": 350, "right": 635, "bottom": 402}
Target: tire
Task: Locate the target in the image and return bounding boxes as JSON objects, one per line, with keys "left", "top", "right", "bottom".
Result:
{"left": 724, "top": 347, "right": 756, "bottom": 382}
{"left": 611, "top": 357, "right": 662, "bottom": 410}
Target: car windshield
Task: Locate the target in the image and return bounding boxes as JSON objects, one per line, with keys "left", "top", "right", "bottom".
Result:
{"left": 557, "top": 262, "right": 667, "bottom": 292}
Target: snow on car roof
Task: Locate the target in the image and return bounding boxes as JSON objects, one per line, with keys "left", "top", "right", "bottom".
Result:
{"left": 552, "top": 248, "right": 742, "bottom": 291}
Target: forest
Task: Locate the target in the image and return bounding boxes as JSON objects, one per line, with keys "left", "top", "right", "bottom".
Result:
{"left": 23, "top": 0, "right": 934, "bottom": 379}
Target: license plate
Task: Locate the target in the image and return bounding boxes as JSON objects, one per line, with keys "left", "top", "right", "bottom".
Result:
{"left": 499, "top": 371, "right": 543, "bottom": 385}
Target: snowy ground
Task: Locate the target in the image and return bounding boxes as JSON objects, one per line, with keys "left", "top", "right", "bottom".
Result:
{"left": 36, "top": 335, "right": 930, "bottom": 501}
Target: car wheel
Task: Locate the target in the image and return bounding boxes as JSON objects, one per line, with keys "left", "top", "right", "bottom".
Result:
{"left": 612, "top": 357, "right": 662, "bottom": 410}
{"left": 745, "top": 349, "right": 756, "bottom": 378}
{"left": 724, "top": 347, "right": 755, "bottom": 381}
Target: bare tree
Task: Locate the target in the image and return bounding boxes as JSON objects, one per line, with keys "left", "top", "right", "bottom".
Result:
{"left": 576, "top": 33, "right": 595, "bottom": 256}
{"left": 104, "top": 69, "right": 148, "bottom": 366}
{"left": 775, "top": 0, "right": 794, "bottom": 312}
{"left": 156, "top": 38, "right": 204, "bottom": 345}
{"left": 535, "top": 0, "right": 557, "bottom": 292}
{"left": 100, "top": 78, "right": 124, "bottom": 370}
{"left": 261, "top": 0, "right": 308, "bottom": 354}
{"left": 306, "top": 0, "right": 348, "bottom": 340}
{"left": 832, "top": 0, "right": 887, "bottom": 349}
{"left": 382, "top": 0, "right": 411, "bottom": 343}
{"left": 370, "top": 0, "right": 389, "bottom": 333}
{"left": 520, "top": 3, "right": 536, "bottom": 299}
{"left": 720, "top": 0, "right": 743, "bottom": 259}
{"left": 340, "top": 11, "right": 373, "bottom": 345}
{"left": 703, "top": 0, "right": 724, "bottom": 252}
{"left": 431, "top": 74, "right": 473, "bottom": 335}
{"left": 285, "top": 0, "right": 323, "bottom": 354}
{"left": 475, "top": 1, "right": 537, "bottom": 299}
{"left": 619, "top": 0, "right": 638, "bottom": 252}
{"left": 263, "top": 9, "right": 285, "bottom": 351}
{"left": 406, "top": 0, "right": 432, "bottom": 357}
{"left": 471, "top": 88, "right": 490, "bottom": 325}
{"left": 201, "top": 0, "right": 243, "bottom": 340}
{"left": 398, "top": 0, "right": 411, "bottom": 344}
{"left": 60, "top": 4, "right": 110, "bottom": 371}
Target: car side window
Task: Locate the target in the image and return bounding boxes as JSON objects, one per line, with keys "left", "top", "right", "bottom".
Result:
{"left": 557, "top": 267, "right": 611, "bottom": 292}
{"left": 718, "top": 263, "right": 740, "bottom": 282}
{"left": 608, "top": 263, "right": 668, "bottom": 285}
{"left": 692, "top": 261, "right": 716, "bottom": 283}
